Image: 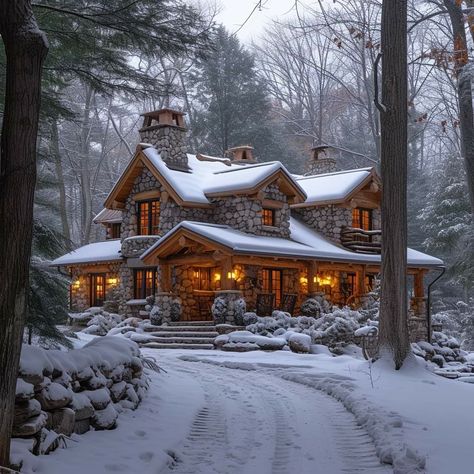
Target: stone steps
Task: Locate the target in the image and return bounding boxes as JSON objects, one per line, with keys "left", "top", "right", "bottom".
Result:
{"left": 145, "top": 325, "right": 217, "bottom": 333}
{"left": 148, "top": 331, "right": 219, "bottom": 338}
{"left": 141, "top": 321, "right": 217, "bottom": 350}
{"left": 142, "top": 342, "right": 215, "bottom": 350}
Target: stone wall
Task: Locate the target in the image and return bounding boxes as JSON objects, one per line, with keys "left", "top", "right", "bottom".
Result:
{"left": 139, "top": 125, "right": 189, "bottom": 170}
{"left": 70, "top": 263, "right": 120, "bottom": 313}
{"left": 12, "top": 338, "right": 147, "bottom": 462}
{"left": 121, "top": 236, "right": 161, "bottom": 258}
{"left": 294, "top": 205, "right": 353, "bottom": 244}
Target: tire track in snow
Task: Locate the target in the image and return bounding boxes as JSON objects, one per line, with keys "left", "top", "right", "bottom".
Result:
{"left": 161, "top": 357, "right": 391, "bottom": 474}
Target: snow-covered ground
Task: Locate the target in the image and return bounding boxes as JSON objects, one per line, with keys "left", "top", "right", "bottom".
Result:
{"left": 31, "top": 346, "right": 474, "bottom": 474}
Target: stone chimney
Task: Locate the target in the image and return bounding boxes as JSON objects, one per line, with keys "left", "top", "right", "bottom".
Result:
{"left": 304, "top": 145, "right": 338, "bottom": 175}
{"left": 226, "top": 145, "right": 257, "bottom": 165}
{"left": 139, "top": 108, "right": 189, "bottom": 171}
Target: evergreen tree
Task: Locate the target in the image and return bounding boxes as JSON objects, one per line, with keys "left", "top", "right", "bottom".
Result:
{"left": 419, "top": 155, "right": 473, "bottom": 296}
{"left": 189, "top": 26, "right": 293, "bottom": 165}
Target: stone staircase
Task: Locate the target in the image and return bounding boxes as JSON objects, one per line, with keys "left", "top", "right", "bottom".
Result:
{"left": 141, "top": 321, "right": 217, "bottom": 350}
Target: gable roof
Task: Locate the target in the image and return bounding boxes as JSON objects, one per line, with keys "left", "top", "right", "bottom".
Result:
{"left": 104, "top": 146, "right": 307, "bottom": 209}
{"left": 50, "top": 240, "right": 122, "bottom": 266}
{"left": 93, "top": 208, "right": 122, "bottom": 224}
{"left": 293, "top": 168, "right": 380, "bottom": 207}
{"left": 141, "top": 218, "right": 444, "bottom": 268}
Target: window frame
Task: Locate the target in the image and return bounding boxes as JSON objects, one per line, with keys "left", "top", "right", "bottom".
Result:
{"left": 134, "top": 268, "right": 158, "bottom": 299}
{"left": 352, "top": 207, "right": 373, "bottom": 231}
{"left": 262, "top": 207, "right": 276, "bottom": 227}
{"left": 90, "top": 273, "right": 107, "bottom": 307}
{"left": 262, "top": 268, "right": 283, "bottom": 307}
{"left": 137, "top": 199, "right": 160, "bottom": 236}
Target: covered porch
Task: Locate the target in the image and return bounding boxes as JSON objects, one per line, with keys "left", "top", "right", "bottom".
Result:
{"left": 141, "top": 223, "right": 431, "bottom": 333}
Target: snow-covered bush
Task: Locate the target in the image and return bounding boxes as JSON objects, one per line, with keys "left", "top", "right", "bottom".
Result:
{"left": 82, "top": 310, "right": 124, "bottom": 336}
{"left": 300, "top": 294, "right": 332, "bottom": 316}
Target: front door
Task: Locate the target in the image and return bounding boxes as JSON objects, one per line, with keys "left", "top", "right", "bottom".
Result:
{"left": 90, "top": 273, "right": 106, "bottom": 307}
{"left": 262, "top": 268, "right": 283, "bottom": 308}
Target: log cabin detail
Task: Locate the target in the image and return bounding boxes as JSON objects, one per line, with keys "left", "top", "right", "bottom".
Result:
{"left": 52, "top": 108, "right": 444, "bottom": 341}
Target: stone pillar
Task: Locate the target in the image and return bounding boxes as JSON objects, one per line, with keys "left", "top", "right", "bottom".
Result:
{"left": 211, "top": 290, "right": 246, "bottom": 326}
{"left": 304, "top": 146, "right": 338, "bottom": 176}
{"left": 150, "top": 292, "right": 181, "bottom": 325}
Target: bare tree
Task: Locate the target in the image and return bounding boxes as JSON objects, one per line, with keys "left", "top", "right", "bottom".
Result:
{"left": 378, "top": 0, "right": 410, "bottom": 369}
{"left": 0, "top": 0, "right": 48, "bottom": 466}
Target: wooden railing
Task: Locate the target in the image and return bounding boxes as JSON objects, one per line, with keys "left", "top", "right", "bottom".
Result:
{"left": 340, "top": 226, "right": 381, "bottom": 254}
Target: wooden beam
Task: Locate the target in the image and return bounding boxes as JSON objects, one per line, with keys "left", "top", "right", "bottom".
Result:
{"left": 414, "top": 270, "right": 425, "bottom": 298}
{"left": 133, "top": 189, "right": 161, "bottom": 201}
{"left": 358, "top": 265, "right": 367, "bottom": 295}
{"left": 233, "top": 256, "right": 304, "bottom": 269}
{"left": 159, "top": 264, "right": 171, "bottom": 292}
{"left": 221, "top": 257, "right": 233, "bottom": 290}
{"left": 307, "top": 260, "right": 318, "bottom": 294}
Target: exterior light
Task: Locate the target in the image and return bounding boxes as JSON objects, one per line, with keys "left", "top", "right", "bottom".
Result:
{"left": 227, "top": 271, "right": 236, "bottom": 280}
{"left": 316, "top": 275, "right": 333, "bottom": 286}
{"left": 214, "top": 273, "right": 221, "bottom": 281}
{"left": 72, "top": 279, "right": 81, "bottom": 289}
{"left": 107, "top": 277, "right": 118, "bottom": 286}
{"left": 300, "top": 276, "right": 308, "bottom": 284}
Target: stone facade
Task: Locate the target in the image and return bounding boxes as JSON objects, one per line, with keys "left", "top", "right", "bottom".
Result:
{"left": 139, "top": 125, "right": 189, "bottom": 170}
{"left": 150, "top": 292, "right": 181, "bottom": 325}
{"left": 70, "top": 263, "right": 120, "bottom": 312}
{"left": 121, "top": 236, "right": 161, "bottom": 258}
{"left": 294, "top": 205, "right": 353, "bottom": 244}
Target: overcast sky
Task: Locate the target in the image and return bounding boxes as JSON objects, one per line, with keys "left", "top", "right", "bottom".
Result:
{"left": 215, "top": 0, "right": 298, "bottom": 42}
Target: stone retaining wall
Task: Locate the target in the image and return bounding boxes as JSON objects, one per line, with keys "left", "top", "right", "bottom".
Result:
{"left": 12, "top": 338, "right": 148, "bottom": 462}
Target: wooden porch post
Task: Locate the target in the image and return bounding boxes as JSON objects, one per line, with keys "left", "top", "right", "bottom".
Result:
{"left": 358, "top": 265, "right": 367, "bottom": 297}
{"left": 221, "top": 257, "right": 234, "bottom": 290}
{"left": 414, "top": 270, "right": 425, "bottom": 299}
{"left": 159, "top": 263, "right": 172, "bottom": 292}
{"left": 307, "top": 260, "right": 318, "bottom": 295}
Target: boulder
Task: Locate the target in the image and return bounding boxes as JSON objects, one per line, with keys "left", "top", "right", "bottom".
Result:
{"left": 74, "top": 418, "right": 91, "bottom": 435}
{"left": 37, "top": 382, "right": 73, "bottom": 411}
{"left": 71, "top": 392, "right": 94, "bottom": 420}
{"left": 288, "top": 333, "right": 312, "bottom": 353}
{"left": 49, "top": 407, "right": 76, "bottom": 436}
{"left": 14, "top": 399, "right": 42, "bottom": 424}
{"left": 84, "top": 388, "right": 111, "bottom": 411}
{"left": 110, "top": 381, "right": 127, "bottom": 403}
{"left": 91, "top": 403, "right": 118, "bottom": 430}
{"left": 12, "top": 411, "right": 48, "bottom": 437}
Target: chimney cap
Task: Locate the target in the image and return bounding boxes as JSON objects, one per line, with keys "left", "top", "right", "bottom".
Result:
{"left": 140, "top": 108, "right": 186, "bottom": 119}
{"left": 227, "top": 145, "right": 254, "bottom": 151}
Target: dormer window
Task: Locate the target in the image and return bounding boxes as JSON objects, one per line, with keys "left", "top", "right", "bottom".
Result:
{"left": 352, "top": 208, "right": 373, "bottom": 230}
{"left": 138, "top": 200, "right": 160, "bottom": 235}
{"left": 262, "top": 208, "right": 276, "bottom": 227}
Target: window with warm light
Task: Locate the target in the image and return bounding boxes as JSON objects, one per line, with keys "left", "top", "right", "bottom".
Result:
{"left": 138, "top": 200, "right": 160, "bottom": 235}
{"left": 352, "top": 208, "right": 373, "bottom": 231}
{"left": 90, "top": 274, "right": 106, "bottom": 306}
{"left": 194, "top": 268, "right": 211, "bottom": 291}
{"left": 262, "top": 208, "right": 276, "bottom": 226}
{"left": 134, "top": 269, "right": 158, "bottom": 298}
{"left": 108, "top": 223, "right": 121, "bottom": 239}
{"left": 262, "top": 268, "right": 283, "bottom": 306}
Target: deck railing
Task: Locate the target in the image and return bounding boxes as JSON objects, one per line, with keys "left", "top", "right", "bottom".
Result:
{"left": 340, "top": 226, "right": 381, "bottom": 254}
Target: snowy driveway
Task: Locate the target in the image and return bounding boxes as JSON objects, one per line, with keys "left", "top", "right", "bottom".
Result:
{"left": 39, "top": 349, "right": 391, "bottom": 474}
{"left": 161, "top": 353, "right": 390, "bottom": 474}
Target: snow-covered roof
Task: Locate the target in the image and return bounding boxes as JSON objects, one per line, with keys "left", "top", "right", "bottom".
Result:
{"left": 93, "top": 208, "right": 122, "bottom": 224}
{"left": 294, "top": 168, "right": 375, "bottom": 206}
{"left": 142, "top": 148, "right": 307, "bottom": 204}
{"left": 142, "top": 218, "right": 444, "bottom": 268}
{"left": 50, "top": 240, "right": 122, "bottom": 266}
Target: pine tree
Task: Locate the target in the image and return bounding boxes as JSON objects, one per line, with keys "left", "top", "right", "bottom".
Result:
{"left": 189, "top": 26, "right": 285, "bottom": 163}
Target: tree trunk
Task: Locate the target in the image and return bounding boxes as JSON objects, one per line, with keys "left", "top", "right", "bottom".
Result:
{"left": 79, "top": 85, "right": 94, "bottom": 245}
{"left": 0, "top": 1, "right": 48, "bottom": 467}
{"left": 378, "top": 0, "right": 410, "bottom": 369}
{"left": 444, "top": 0, "right": 474, "bottom": 217}
{"left": 51, "top": 120, "right": 72, "bottom": 247}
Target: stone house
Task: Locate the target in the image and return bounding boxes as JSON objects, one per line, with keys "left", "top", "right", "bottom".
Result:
{"left": 52, "top": 108, "right": 443, "bottom": 341}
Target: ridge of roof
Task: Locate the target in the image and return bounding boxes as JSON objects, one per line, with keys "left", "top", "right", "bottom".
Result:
{"left": 295, "top": 167, "right": 373, "bottom": 181}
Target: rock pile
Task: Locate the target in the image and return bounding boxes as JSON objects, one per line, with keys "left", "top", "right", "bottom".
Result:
{"left": 12, "top": 337, "right": 148, "bottom": 461}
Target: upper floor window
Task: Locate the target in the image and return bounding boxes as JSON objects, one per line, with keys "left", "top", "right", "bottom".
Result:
{"left": 352, "top": 208, "right": 373, "bottom": 231}
{"left": 108, "top": 223, "right": 121, "bottom": 239}
{"left": 262, "top": 208, "right": 276, "bottom": 227}
{"left": 138, "top": 200, "right": 160, "bottom": 235}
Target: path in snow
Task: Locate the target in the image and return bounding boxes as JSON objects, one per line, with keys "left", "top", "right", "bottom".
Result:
{"left": 160, "top": 354, "right": 391, "bottom": 474}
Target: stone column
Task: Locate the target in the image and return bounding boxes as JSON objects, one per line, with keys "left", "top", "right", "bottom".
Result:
{"left": 211, "top": 290, "right": 246, "bottom": 326}
{"left": 150, "top": 292, "right": 181, "bottom": 325}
